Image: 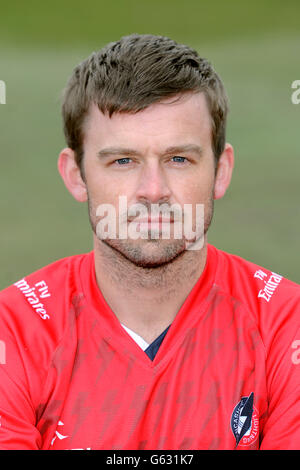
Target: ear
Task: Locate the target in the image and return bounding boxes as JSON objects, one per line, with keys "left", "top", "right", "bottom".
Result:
{"left": 57, "top": 148, "right": 87, "bottom": 202}
{"left": 213, "top": 143, "right": 234, "bottom": 200}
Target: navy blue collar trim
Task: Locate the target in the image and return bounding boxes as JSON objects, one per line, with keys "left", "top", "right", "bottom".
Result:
{"left": 144, "top": 325, "right": 170, "bottom": 361}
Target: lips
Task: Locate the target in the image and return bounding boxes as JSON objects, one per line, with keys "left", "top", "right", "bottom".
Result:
{"left": 134, "top": 217, "right": 174, "bottom": 224}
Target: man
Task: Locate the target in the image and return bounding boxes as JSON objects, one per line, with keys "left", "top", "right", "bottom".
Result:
{"left": 0, "top": 33, "right": 299, "bottom": 450}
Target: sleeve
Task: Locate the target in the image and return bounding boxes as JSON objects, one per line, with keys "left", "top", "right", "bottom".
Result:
{"left": 0, "top": 328, "right": 42, "bottom": 449}
{"left": 259, "top": 296, "right": 300, "bottom": 449}
{"left": 0, "top": 289, "right": 46, "bottom": 450}
{"left": 0, "top": 258, "right": 74, "bottom": 450}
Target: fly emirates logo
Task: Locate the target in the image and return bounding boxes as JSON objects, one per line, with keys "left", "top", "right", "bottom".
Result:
{"left": 14, "top": 278, "right": 51, "bottom": 320}
{"left": 254, "top": 269, "right": 283, "bottom": 303}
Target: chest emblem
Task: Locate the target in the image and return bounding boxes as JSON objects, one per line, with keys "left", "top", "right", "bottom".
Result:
{"left": 230, "top": 392, "right": 259, "bottom": 447}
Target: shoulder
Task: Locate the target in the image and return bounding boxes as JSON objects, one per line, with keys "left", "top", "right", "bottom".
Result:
{"left": 210, "top": 244, "right": 300, "bottom": 348}
{"left": 0, "top": 252, "right": 92, "bottom": 347}
{"left": 212, "top": 244, "right": 300, "bottom": 305}
{"left": 0, "top": 252, "right": 93, "bottom": 419}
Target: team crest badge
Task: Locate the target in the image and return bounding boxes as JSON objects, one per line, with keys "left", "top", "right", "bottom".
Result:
{"left": 230, "top": 392, "right": 259, "bottom": 447}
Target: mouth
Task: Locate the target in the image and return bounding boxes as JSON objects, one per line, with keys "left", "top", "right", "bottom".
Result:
{"left": 135, "top": 216, "right": 174, "bottom": 223}
{"left": 128, "top": 212, "right": 175, "bottom": 222}
{"left": 130, "top": 216, "right": 175, "bottom": 229}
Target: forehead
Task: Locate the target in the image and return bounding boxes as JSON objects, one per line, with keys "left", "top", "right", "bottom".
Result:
{"left": 83, "top": 92, "right": 212, "bottom": 150}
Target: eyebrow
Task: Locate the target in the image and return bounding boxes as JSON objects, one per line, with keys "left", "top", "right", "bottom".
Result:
{"left": 97, "top": 144, "right": 203, "bottom": 159}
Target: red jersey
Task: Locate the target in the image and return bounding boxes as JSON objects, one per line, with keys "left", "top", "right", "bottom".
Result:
{"left": 0, "top": 244, "right": 299, "bottom": 450}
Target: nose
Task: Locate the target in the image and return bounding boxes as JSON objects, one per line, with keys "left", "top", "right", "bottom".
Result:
{"left": 135, "top": 160, "right": 172, "bottom": 204}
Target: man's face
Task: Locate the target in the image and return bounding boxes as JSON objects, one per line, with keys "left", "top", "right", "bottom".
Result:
{"left": 81, "top": 92, "right": 218, "bottom": 268}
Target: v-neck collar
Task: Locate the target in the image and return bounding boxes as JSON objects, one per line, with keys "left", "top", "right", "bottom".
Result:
{"left": 79, "top": 244, "right": 218, "bottom": 370}
{"left": 121, "top": 323, "right": 150, "bottom": 351}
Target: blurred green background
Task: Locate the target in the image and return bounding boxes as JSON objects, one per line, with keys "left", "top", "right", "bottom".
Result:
{"left": 0, "top": 0, "right": 299, "bottom": 288}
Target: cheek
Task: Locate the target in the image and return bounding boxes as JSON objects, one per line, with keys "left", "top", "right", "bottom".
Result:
{"left": 177, "top": 175, "right": 215, "bottom": 206}
{"left": 85, "top": 176, "right": 137, "bottom": 226}
{"left": 85, "top": 171, "right": 122, "bottom": 204}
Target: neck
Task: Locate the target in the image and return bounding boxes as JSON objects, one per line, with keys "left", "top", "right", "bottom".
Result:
{"left": 93, "top": 236, "right": 207, "bottom": 344}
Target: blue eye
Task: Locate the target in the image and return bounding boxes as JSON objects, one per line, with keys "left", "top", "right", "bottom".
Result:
{"left": 115, "top": 158, "right": 131, "bottom": 165}
{"left": 172, "top": 156, "right": 186, "bottom": 163}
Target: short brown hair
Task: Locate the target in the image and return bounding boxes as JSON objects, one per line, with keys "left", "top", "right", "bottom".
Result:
{"left": 61, "top": 33, "right": 229, "bottom": 172}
